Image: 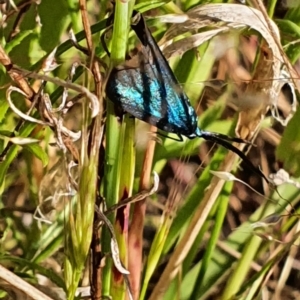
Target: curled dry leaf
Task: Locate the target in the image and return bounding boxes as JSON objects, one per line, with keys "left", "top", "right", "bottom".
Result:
{"left": 94, "top": 207, "right": 130, "bottom": 274}
{"left": 110, "top": 239, "right": 130, "bottom": 275}
{"left": 160, "top": 4, "right": 297, "bottom": 139}
{"left": 162, "top": 29, "right": 226, "bottom": 59}
{"left": 7, "top": 85, "right": 81, "bottom": 159}
{"left": 6, "top": 86, "right": 49, "bottom": 126}
{"left": 10, "top": 65, "right": 100, "bottom": 118}
{"left": 0, "top": 44, "right": 35, "bottom": 99}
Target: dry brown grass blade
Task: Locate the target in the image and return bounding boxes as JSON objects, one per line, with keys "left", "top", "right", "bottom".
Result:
{"left": 274, "top": 221, "right": 300, "bottom": 298}
{"left": 162, "top": 28, "right": 225, "bottom": 59}
{"left": 0, "top": 264, "right": 54, "bottom": 300}
{"left": 162, "top": 4, "right": 281, "bottom": 60}
{"left": 0, "top": 44, "right": 34, "bottom": 99}
{"left": 148, "top": 149, "right": 241, "bottom": 300}
{"left": 77, "top": 1, "right": 103, "bottom": 298}
{"left": 160, "top": 4, "right": 296, "bottom": 139}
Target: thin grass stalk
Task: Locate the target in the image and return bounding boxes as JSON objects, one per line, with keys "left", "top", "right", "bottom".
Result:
{"left": 65, "top": 200, "right": 80, "bottom": 299}
{"left": 141, "top": 142, "right": 220, "bottom": 298}
{"left": 245, "top": 273, "right": 272, "bottom": 299}
{"left": 162, "top": 125, "right": 230, "bottom": 254}
{"left": 81, "top": 0, "right": 105, "bottom": 292}
{"left": 183, "top": 0, "right": 200, "bottom": 12}
{"left": 63, "top": 1, "right": 103, "bottom": 295}
{"left": 140, "top": 218, "right": 170, "bottom": 300}
{"left": 239, "top": 245, "right": 292, "bottom": 299}
{"left": 274, "top": 221, "right": 300, "bottom": 298}
{"left": 111, "top": 115, "right": 135, "bottom": 299}
{"left": 191, "top": 180, "right": 233, "bottom": 299}
{"left": 109, "top": 115, "right": 126, "bottom": 299}
{"left": 32, "top": 228, "right": 63, "bottom": 263}
{"left": 102, "top": 101, "right": 122, "bottom": 296}
{"left": 102, "top": 0, "right": 132, "bottom": 296}
{"left": 266, "top": 0, "right": 277, "bottom": 17}
{"left": 243, "top": 217, "right": 300, "bottom": 299}
{"left": 239, "top": 255, "right": 279, "bottom": 299}
{"left": 160, "top": 77, "right": 226, "bottom": 260}
{"left": 178, "top": 145, "right": 236, "bottom": 279}
{"left": 282, "top": 206, "right": 300, "bottom": 232}
{"left": 65, "top": 118, "right": 98, "bottom": 300}
{"left": 64, "top": 74, "right": 97, "bottom": 299}
{"left": 148, "top": 149, "right": 242, "bottom": 300}
{"left": 197, "top": 185, "right": 300, "bottom": 298}
{"left": 161, "top": 144, "right": 235, "bottom": 298}
{"left": 182, "top": 212, "right": 210, "bottom": 276}
{"left": 240, "top": 223, "right": 300, "bottom": 300}
{"left": 220, "top": 204, "right": 278, "bottom": 300}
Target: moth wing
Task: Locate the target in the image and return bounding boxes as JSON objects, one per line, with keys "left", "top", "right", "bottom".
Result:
{"left": 106, "top": 13, "right": 198, "bottom": 136}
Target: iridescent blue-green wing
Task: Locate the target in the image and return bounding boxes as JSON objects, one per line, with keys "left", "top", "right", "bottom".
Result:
{"left": 106, "top": 56, "right": 170, "bottom": 126}
{"left": 106, "top": 14, "right": 198, "bottom": 137}
{"left": 131, "top": 14, "right": 198, "bottom": 136}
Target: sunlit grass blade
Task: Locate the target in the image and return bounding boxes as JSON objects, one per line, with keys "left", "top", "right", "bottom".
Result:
{"left": 102, "top": 0, "right": 134, "bottom": 297}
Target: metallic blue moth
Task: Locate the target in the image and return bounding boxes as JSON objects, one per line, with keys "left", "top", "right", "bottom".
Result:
{"left": 106, "top": 12, "right": 268, "bottom": 182}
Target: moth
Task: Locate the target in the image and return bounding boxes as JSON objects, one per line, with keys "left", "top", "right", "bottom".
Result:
{"left": 106, "top": 12, "right": 268, "bottom": 182}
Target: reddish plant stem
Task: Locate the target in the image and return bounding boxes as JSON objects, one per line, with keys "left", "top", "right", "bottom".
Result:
{"left": 128, "top": 126, "right": 157, "bottom": 299}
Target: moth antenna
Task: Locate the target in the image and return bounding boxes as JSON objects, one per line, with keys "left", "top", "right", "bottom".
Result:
{"left": 200, "top": 131, "right": 269, "bottom": 183}
{"left": 203, "top": 131, "right": 253, "bottom": 145}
